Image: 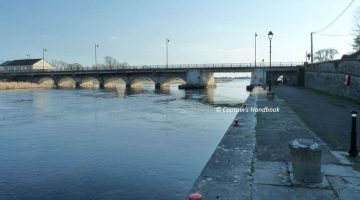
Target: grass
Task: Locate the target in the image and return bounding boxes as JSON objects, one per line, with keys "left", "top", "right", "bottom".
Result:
{"left": 0, "top": 81, "right": 53, "bottom": 90}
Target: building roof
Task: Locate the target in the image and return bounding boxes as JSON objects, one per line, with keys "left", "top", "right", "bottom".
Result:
{"left": 0, "top": 59, "right": 42, "bottom": 66}
{"left": 0, "top": 61, "right": 12, "bottom": 67}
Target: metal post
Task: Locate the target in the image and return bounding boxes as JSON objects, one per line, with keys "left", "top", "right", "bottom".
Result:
{"left": 268, "top": 80, "right": 271, "bottom": 92}
{"left": 349, "top": 111, "right": 358, "bottom": 157}
{"left": 311, "top": 32, "right": 314, "bottom": 63}
{"left": 255, "top": 32, "right": 257, "bottom": 67}
{"left": 95, "top": 44, "right": 99, "bottom": 70}
{"left": 270, "top": 39, "right": 272, "bottom": 69}
{"left": 166, "top": 39, "right": 170, "bottom": 68}
{"left": 42, "top": 48, "right": 46, "bottom": 71}
{"left": 269, "top": 39, "right": 272, "bottom": 92}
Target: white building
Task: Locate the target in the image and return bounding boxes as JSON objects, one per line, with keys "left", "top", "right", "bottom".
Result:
{"left": 0, "top": 59, "right": 55, "bottom": 71}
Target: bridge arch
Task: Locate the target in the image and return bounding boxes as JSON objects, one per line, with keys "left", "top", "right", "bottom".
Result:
{"left": 160, "top": 77, "right": 187, "bottom": 88}
{"left": 80, "top": 76, "right": 101, "bottom": 88}
{"left": 37, "top": 77, "right": 55, "bottom": 88}
{"left": 128, "top": 76, "right": 155, "bottom": 89}
{"left": 104, "top": 76, "right": 127, "bottom": 88}
{"left": 57, "top": 76, "right": 78, "bottom": 88}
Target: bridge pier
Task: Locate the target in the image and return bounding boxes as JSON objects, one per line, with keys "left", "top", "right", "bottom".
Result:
{"left": 75, "top": 81, "right": 80, "bottom": 88}
{"left": 155, "top": 83, "right": 161, "bottom": 89}
{"left": 179, "top": 70, "right": 214, "bottom": 90}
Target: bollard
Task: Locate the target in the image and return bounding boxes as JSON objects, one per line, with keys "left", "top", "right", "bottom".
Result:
{"left": 188, "top": 192, "right": 202, "bottom": 200}
{"left": 289, "top": 139, "right": 322, "bottom": 184}
{"left": 233, "top": 119, "right": 240, "bottom": 126}
{"left": 348, "top": 111, "right": 358, "bottom": 157}
{"left": 268, "top": 80, "right": 272, "bottom": 92}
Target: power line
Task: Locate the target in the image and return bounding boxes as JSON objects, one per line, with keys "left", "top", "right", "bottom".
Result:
{"left": 315, "top": 33, "right": 353, "bottom": 37}
{"left": 316, "top": 0, "right": 355, "bottom": 33}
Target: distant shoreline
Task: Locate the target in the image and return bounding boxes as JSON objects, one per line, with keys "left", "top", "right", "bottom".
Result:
{"left": 0, "top": 82, "right": 52, "bottom": 90}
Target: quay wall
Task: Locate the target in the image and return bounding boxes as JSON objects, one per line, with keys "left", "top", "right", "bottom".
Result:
{"left": 304, "top": 60, "right": 360, "bottom": 101}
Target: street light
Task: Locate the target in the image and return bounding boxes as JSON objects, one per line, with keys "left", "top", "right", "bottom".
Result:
{"left": 42, "top": 48, "right": 47, "bottom": 71}
{"left": 166, "top": 38, "right": 170, "bottom": 68}
{"left": 26, "top": 54, "right": 30, "bottom": 59}
{"left": 311, "top": 32, "right": 314, "bottom": 63}
{"left": 95, "top": 44, "right": 99, "bottom": 70}
{"left": 268, "top": 31, "right": 273, "bottom": 92}
{"left": 255, "top": 32, "right": 258, "bottom": 67}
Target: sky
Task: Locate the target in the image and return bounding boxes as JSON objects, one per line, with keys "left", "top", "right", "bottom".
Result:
{"left": 0, "top": 0, "right": 359, "bottom": 67}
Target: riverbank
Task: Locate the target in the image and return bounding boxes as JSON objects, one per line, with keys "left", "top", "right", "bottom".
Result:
{"left": 0, "top": 81, "right": 53, "bottom": 90}
{"left": 188, "top": 87, "right": 360, "bottom": 200}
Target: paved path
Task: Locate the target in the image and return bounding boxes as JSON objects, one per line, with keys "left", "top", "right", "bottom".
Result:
{"left": 273, "top": 86, "right": 360, "bottom": 151}
{"left": 273, "top": 86, "right": 360, "bottom": 171}
{"left": 188, "top": 88, "right": 360, "bottom": 200}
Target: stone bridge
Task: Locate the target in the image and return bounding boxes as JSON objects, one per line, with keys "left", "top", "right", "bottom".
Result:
{"left": 0, "top": 62, "right": 304, "bottom": 89}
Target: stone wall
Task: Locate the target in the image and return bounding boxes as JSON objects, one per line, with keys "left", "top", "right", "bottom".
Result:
{"left": 304, "top": 60, "right": 360, "bottom": 101}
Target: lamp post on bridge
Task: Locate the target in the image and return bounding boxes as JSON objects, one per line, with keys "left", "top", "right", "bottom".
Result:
{"left": 42, "top": 48, "right": 47, "bottom": 71}
{"left": 95, "top": 43, "right": 99, "bottom": 70}
{"left": 255, "top": 32, "right": 258, "bottom": 67}
{"left": 268, "top": 31, "right": 273, "bottom": 92}
{"left": 166, "top": 38, "right": 170, "bottom": 68}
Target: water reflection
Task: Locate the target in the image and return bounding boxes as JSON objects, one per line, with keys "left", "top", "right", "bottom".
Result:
{"left": 0, "top": 79, "right": 250, "bottom": 200}
{"left": 102, "top": 79, "right": 249, "bottom": 107}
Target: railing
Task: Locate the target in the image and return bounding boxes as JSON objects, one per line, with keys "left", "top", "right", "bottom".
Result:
{"left": 0, "top": 62, "right": 304, "bottom": 73}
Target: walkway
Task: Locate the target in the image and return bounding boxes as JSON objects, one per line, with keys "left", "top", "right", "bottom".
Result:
{"left": 188, "top": 87, "right": 360, "bottom": 200}
{"left": 273, "top": 86, "right": 360, "bottom": 169}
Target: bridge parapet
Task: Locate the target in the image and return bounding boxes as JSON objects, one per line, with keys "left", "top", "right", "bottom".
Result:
{"left": 0, "top": 62, "right": 304, "bottom": 74}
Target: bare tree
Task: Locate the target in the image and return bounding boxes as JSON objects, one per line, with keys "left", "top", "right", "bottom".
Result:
{"left": 50, "top": 60, "right": 68, "bottom": 69}
{"left": 67, "top": 63, "right": 83, "bottom": 70}
{"left": 104, "top": 56, "right": 119, "bottom": 69}
{"left": 353, "top": 7, "right": 360, "bottom": 51}
{"left": 314, "top": 48, "right": 338, "bottom": 62}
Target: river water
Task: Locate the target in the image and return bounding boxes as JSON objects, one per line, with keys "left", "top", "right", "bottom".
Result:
{"left": 0, "top": 79, "right": 250, "bottom": 200}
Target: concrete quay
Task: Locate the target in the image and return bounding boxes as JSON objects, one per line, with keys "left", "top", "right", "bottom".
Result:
{"left": 188, "top": 88, "right": 360, "bottom": 200}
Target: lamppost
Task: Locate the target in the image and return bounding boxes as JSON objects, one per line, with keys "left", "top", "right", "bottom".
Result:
{"left": 268, "top": 31, "right": 273, "bottom": 91}
{"left": 95, "top": 44, "right": 99, "bottom": 70}
{"left": 26, "top": 54, "right": 30, "bottom": 59}
{"left": 311, "top": 32, "right": 314, "bottom": 63}
{"left": 166, "top": 38, "right": 170, "bottom": 68}
{"left": 42, "top": 48, "right": 47, "bottom": 71}
{"left": 255, "top": 32, "right": 258, "bottom": 67}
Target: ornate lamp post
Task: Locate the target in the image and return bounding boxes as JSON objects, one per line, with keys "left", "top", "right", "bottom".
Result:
{"left": 268, "top": 31, "right": 273, "bottom": 91}
{"left": 255, "top": 32, "right": 258, "bottom": 67}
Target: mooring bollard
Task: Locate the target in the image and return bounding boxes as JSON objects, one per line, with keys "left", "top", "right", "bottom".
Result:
{"left": 233, "top": 119, "right": 240, "bottom": 126}
{"left": 188, "top": 192, "right": 202, "bottom": 200}
{"left": 268, "top": 80, "right": 272, "bottom": 92}
{"left": 348, "top": 111, "right": 358, "bottom": 157}
{"left": 289, "top": 139, "right": 322, "bottom": 184}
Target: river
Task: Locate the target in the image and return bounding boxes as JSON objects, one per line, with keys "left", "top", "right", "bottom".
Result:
{"left": 0, "top": 79, "right": 250, "bottom": 200}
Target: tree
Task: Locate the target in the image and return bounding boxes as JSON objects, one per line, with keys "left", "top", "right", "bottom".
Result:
{"left": 353, "top": 8, "right": 360, "bottom": 51}
{"left": 67, "top": 63, "right": 83, "bottom": 70}
{"left": 50, "top": 60, "right": 68, "bottom": 69}
{"left": 314, "top": 48, "right": 338, "bottom": 62}
{"left": 104, "top": 56, "right": 119, "bottom": 69}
